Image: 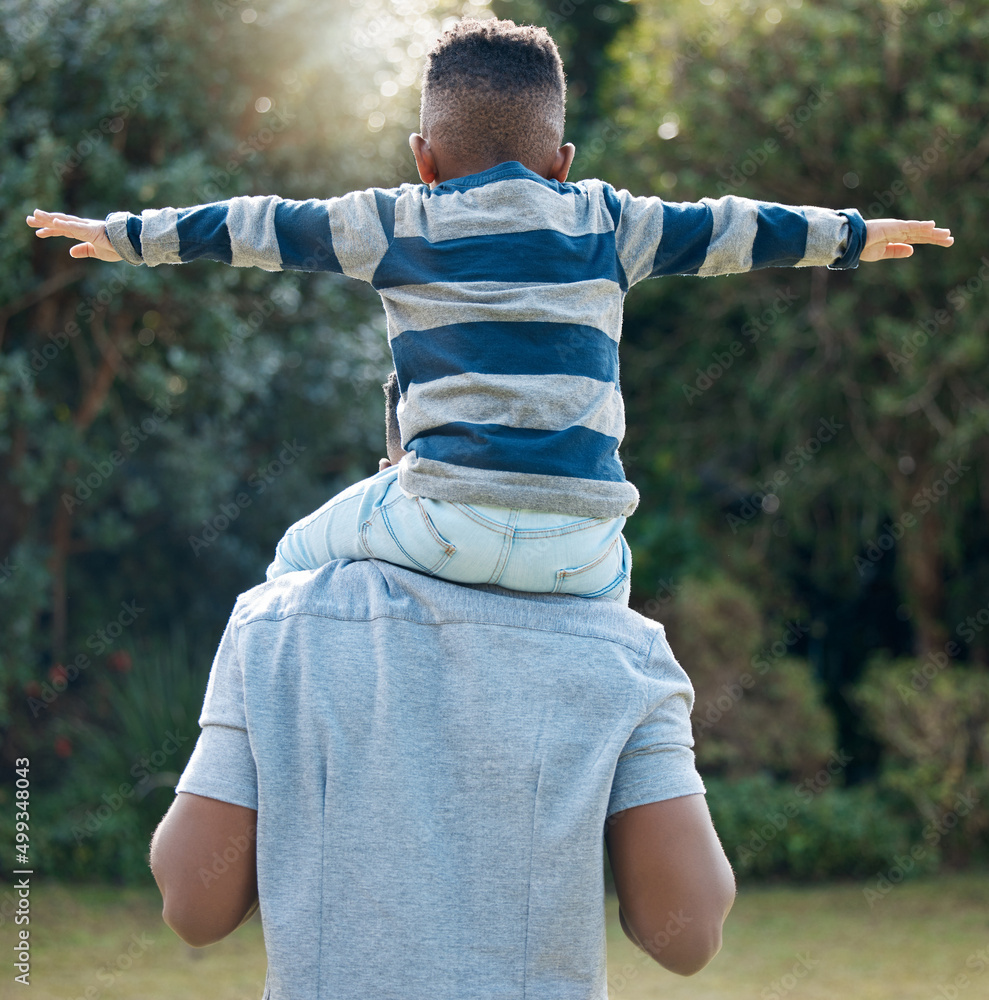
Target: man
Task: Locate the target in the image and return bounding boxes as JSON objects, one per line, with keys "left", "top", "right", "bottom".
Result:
{"left": 149, "top": 378, "right": 735, "bottom": 998}
{"left": 151, "top": 564, "right": 734, "bottom": 996}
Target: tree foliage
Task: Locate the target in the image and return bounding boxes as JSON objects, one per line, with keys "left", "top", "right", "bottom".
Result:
{"left": 2, "top": 0, "right": 987, "bottom": 878}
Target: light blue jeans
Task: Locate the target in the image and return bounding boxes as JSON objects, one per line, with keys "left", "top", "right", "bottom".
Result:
{"left": 266, "top": 466, "right": 631, "bottom": 604}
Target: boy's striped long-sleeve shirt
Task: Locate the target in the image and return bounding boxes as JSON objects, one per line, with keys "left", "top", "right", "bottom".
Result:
{"left": 105, "top": 161, "right": 866, "bottom": 518}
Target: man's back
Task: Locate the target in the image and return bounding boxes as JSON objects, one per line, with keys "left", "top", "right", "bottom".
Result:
{"left": 177, "top": 559, "right": 706, "bottom": 999}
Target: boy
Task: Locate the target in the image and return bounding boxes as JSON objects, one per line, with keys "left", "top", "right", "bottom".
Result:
{"left": 28, "top": 18, "right": 953, "bottom": 604}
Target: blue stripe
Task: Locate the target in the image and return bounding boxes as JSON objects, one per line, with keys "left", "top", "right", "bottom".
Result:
{"left": 650, "top": 202, "right": 713, "bottom": 277}
{"left": 391, "top": 322, "right": 619, "bottom": 391}
{"left": 373, "top": 189, "right": 396, "bottom": 240}
{"left": 176, "top": 204, "right": 231, "bottom": 264}
{"left": 372, "top": 230, "right": 625, "bottom": 291}
{"left": 408, "top": 423, "right": 625, "bottom": 482}
{"left": 273, "top": 200, "right": 342, "bottom": 272}
{"left": 601, "top": 184, "right": 623, "bottom": 229}
{"left": 751, "top": 205, "right": 808, "bottom": 269}
{"left": 126, "top": 216, "right": 143, "bottom": 258}
{"left": 832, "top": 209, "right": 867, "bottom": 269}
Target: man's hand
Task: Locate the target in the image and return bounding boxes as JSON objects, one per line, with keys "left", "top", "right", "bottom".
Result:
{"left": 861, "top": 218, "right": 953, "bottom": 262}
{"left": 26, "top": 208, "right": 122, "bottom": 262}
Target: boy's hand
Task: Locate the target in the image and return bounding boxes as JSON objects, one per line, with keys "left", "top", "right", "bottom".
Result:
{"left": 26, "top": 209, "right": 122, "bottom": 262}
{"left": 861, "top": 218, "right": 953, "bottom": 262}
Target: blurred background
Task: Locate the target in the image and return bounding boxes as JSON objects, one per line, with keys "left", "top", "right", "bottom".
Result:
{"left": 0, "top": 0, "right": 987, "bottom": 995}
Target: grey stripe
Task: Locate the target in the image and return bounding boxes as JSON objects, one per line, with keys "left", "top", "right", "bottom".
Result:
{"left": 381, "top": 279, "right": 624, "bottom": 342}
{"left": 330, "top": 189, "right": 390, "bottom": 282}
{"left": 227, "top": 196, "right": 284, "bottom": 271}
{"left": 797, "top": 206, "right": 846, "bottom": 266}
{"left": 698, "top": 196, "right": 757, "bottom": 276}
{"left": 140, "top": 207, "right": 183, "bottom": 266}
{"left": 613, "top": 191, "right": 667, "bottom": 287}
{"left": 396, "top": 177, "right": 617, "bottom": 242}
{"left": 398, "top": 456, "right": 640, "bottom": 518}
{"left": 105, "top": 211, "right": 144, "bottom": 265}
{"left": 400, "top": 374, "right": 625, "bottom": 442}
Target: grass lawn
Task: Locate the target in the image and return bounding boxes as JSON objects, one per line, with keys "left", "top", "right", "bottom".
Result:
{"left": 9, "top": 872, "right": 988, "bottom": 999}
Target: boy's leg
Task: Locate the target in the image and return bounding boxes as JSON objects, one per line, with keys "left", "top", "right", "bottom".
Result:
{"left": 268, "top": 471, "right": 630, "bottom": 603}
{"left": 267, "top": 466, "right": 483, "bottom": 581}
{"left": 413, "top": 501, "right": 631, "bottom": 604}
{"left": 266, "top": 466, "right": 403, "bottom": 580}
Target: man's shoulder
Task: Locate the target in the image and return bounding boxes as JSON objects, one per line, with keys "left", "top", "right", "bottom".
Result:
{"left": 230, "top": 559, "right": 665, "bottom": 654}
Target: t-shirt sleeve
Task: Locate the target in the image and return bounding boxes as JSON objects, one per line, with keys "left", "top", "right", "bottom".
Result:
{"left": 175, "top": 614, "right": 259, "bottom": 810}
{"left": 607, "top": 627, "right": 706, "bottom": 818}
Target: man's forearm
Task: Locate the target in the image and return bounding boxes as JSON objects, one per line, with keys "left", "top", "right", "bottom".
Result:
{"left": 150, "top": 792, "right": 259, "bottom": 948}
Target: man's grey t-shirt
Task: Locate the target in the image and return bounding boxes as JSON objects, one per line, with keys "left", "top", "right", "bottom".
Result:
{"left": 177, "top": 559, "right": 705, "bottom": 999}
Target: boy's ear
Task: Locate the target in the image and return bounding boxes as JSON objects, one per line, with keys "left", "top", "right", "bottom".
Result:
{"left": 551, "top": 143, "right": 576, "bottom": 183}
{"left": 409, "top": 134, "right": 438, "bottom": 186}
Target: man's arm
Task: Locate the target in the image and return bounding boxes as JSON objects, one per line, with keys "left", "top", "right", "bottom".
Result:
{"left": 150, "top": 791, "right": 259, "bottom": 948}
{"left": 605, "top": 793, "right": 736, "bottom": 976}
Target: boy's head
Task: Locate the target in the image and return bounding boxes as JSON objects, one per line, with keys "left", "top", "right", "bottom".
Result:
{"left": 413, "top": 18, "right": 572, "bottom": 183}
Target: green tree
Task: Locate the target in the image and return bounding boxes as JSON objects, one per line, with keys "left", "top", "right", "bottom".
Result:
{"left": 599, "top": 0, "right": 988, "bottom": 663}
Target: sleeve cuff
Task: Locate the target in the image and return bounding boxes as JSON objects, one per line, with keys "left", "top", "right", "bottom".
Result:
{"left": 105, "top": 211, "right": 144, "bottom": 265}
{"left": 175, "top": 724, "right": 258, "bottom": 810}
{"left": 828, "top": 208, "right": 867, "bottom": 270}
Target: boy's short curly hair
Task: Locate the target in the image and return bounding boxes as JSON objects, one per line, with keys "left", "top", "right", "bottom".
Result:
{"left": 421, "top": 18, "right": 566, "bottom": 171}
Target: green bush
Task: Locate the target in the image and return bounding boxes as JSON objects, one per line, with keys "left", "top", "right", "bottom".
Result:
{"left": 853, "top": 658, "right": 989, "bottom": 866}
{"left": 705, "top": 774, "right": 926, "bottom": 881}
{"left": 0, "top": 629, "right": 207, "bottom": 883}
{"left": 657, "top": 576, "right": 836, "bottom": 781}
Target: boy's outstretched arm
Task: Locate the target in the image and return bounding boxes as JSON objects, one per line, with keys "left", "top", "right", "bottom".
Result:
{"left": 27, "top": 209, "right": 122, "bottom": 262}
{"left": 861, "top": 218, "right": 953, "bottom": 261}
{"left": 28, "top": 193, "right": 390, "bottom": 283}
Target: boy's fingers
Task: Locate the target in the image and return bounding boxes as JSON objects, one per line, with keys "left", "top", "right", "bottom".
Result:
{"left": 882, "top": 243, "right": 915, "bottom": 259}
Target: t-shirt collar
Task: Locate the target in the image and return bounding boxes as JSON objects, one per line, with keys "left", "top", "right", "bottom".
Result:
{"left": 430, "top": 161, "right": 550, "bottom": 194}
